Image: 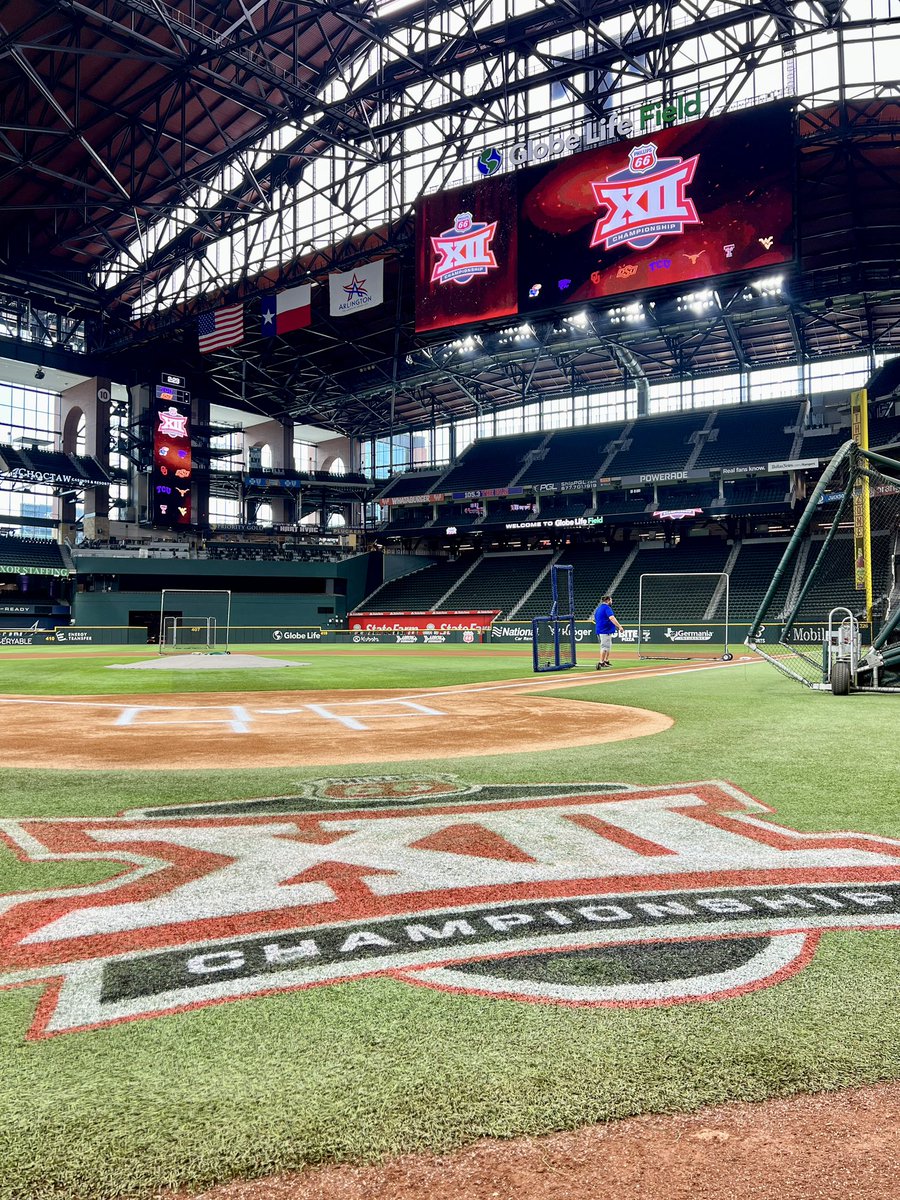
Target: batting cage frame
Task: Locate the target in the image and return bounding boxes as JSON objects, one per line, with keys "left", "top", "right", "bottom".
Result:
{"left": 746, "top": 435, "right": 900, "bottom": 695}
{"left": 532, "top": 564, "right": 577, "bottom": 673}
{"left": 158, "top": 589, "right": 232, "bottom": 655}
{"left": 637, "top": 572, "right": 733, "bottom": 663}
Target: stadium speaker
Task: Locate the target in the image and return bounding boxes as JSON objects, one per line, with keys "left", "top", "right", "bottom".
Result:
{"left": 866, "top": 357, "right": 900, "bottom": 401}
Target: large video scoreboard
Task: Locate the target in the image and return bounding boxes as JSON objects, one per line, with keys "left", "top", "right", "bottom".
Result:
{"left": 415, "top": 103, "right": 793, "bottom": 333}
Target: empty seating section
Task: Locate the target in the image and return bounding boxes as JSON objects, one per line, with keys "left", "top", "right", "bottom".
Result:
{"left": 444, "top": 552, "right": 553, "bottom": 617}
{"left": 518, "top": 425, "right": 627, "bottom": 488}
{"left": 794, "top": 534, "right": 891, "bottom": 623}
{"left": 604, "top": 413, "right": 704, "bottom": 478}
{"left": 387, "top": 506, "right": 432, "bottom": 529}
{"left": 798, "top": 428, "right": 849, "bottom": 462}
{"left": 0, "top": 444, "right": 110, "bottom": 481}
{"left": 612, "top": 542, "right": 731, "bottom": 622}
{"left": 0, "top": 537, "right": 66, "bottom": 571}
{"left": 694, "top": 402, "right": 800, "bottom": 471}
{"left": 361, "top": 555, "right": 478, "bottom": 611}
{"left": 656, "top": 487, "right": 718, "bottom": 512}
{"left": 718, "top": 479, "right": 789, "bottom": 510}
{"left": 711, "top": 540, "right": 789, "bottom": 620}
{"left": 377, "top": 472, "right": 442, "bottom": 501}
{"left": 437, "top": 432, "right": 545, "bottom": 492}
{"left": 534, "top": 496, "right": 592, "bottom": 520}
{"left": 516, "top": 543, "right": 634, "bottom": 620}
{"left": 867, "top": 413, "right": 900, "bottom": 450}
{"left": 595, "top": 491, "right": 652, "bottom": 518}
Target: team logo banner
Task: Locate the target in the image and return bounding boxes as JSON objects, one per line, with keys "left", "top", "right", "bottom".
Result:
{"left": 517, "top": 102, "right": 792, "bottom": 307}
{"left": 2, "top": 775, "right": 899, "bottom": 1038}
{"left": 329, "top": 260, "right": 384, "bottom": 317}
{"left": 415, "top": 176, "right": 518, "bottom": 332}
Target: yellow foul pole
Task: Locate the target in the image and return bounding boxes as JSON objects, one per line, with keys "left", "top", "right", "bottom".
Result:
{"left": 850, "top": 387, "right": 873, "bottom": 625}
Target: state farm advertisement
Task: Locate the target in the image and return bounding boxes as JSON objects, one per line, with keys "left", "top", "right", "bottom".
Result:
{"left": 517, "top": 102, "right": 793, "bottom": 305}
{"left": 415, "top": 175, "right": 518, "bottom": 333}
{"left": 351, "top": 611, "right": 499, "bottom": 631}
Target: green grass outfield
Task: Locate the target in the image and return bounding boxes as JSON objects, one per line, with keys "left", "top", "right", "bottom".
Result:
{"left": 1, "top": 647, "right": 899, "bottom": 1199}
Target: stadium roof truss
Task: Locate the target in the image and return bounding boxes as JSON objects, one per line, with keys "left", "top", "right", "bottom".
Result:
{"left": 0, "top": 0, "right": 898, "bottom": 437}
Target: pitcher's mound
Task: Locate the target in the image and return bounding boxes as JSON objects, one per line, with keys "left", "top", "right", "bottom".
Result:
{"left": 107, "top": 654, "right": 307, "bottom": 671}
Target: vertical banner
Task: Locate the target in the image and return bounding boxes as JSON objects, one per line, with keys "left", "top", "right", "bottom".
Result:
{"left": 152, "top": 391, "right": 192, "bottom": 527}
{"left": 850, "top": 387, "right": 872, "bottom": 622}
{"left": 415, "top": 175, "right": 518, "bottom": 332}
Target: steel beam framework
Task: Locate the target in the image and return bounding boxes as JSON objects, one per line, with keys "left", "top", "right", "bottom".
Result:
{"left": 0, "top": 2, "right": 898, "bottom": 437}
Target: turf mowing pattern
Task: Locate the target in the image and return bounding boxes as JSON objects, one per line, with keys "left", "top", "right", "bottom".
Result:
{"left": 1, "top": 647, "right": 899, "bottom": 1200}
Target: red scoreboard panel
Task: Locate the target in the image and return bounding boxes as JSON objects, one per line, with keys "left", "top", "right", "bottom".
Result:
{"left": 517, "top": 103, "right": 793, "bottom": 308}
{"left": 414, "top": 103, "right": 793, "bottom": 334}
{"left": 415, "top": 175, "right": 518, "bottom": 333}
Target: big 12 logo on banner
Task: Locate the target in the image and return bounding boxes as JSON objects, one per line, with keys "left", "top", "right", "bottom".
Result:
{"left": 415, "top": 175, "right": 518, "bottom": 333}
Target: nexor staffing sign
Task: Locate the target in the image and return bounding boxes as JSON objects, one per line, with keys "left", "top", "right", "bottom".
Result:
{"left": 2, "top": 775, "right": 899, "bottom": 1037}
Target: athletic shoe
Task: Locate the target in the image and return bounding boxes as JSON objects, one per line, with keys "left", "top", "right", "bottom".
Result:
{"left": 595, "top": 661, "right": 602, "bottom": 670}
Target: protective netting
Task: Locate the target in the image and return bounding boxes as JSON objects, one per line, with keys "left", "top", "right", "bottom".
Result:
{"left": 747, "top": 442, "right": 900, "bottom": 690}
{"left": 159, "top": 589, "right": 232, "bottom": 654}
{"left": 637, "top": 572, "right": 730, "bottom": 662}
{"left": 532, "top": 617, "right": 577, "bottom": 672}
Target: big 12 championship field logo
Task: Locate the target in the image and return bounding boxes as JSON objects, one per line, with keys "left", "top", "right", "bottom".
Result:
{"left": 2, "top": 775, "right": 899, "bottom": 1037}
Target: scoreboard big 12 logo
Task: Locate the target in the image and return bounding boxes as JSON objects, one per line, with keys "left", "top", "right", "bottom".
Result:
{"left": 590, "top": 142, "right": 700, "bottom": 252}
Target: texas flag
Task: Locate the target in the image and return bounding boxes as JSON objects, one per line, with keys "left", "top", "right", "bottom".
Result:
{"left": 261, "top": 284, "right": 311, "bottom": 336}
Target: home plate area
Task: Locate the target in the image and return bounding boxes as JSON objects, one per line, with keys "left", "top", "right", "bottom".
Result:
{"left": 0, "top": 688, "right": 672, "bottom": 769}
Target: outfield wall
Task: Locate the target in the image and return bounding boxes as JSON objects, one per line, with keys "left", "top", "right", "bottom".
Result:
{"left": 0, "top": 621, "right": 831, "bottom": 649}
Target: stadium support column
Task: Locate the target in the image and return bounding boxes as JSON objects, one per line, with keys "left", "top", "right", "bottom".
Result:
{"left": 243, "top": 417, "right": 292, "bottom": 523}
{"left": 60, "top": 377, "right": 111, "bottom": 541}
{"left": 195, "top": 390, "right": 211, "bottom": 532}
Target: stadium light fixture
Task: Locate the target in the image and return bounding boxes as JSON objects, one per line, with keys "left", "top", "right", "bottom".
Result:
{"left": 675, "top": 289, "right": 719, "bottom": 314}
{"left": 750, "top": 274, "right": 784, "bottom": 297}
{"left": 608, "top": 302, "right": 645, "bottom": 325}
{"left": 565, "top": 310, "right": 590, "bottom": 329}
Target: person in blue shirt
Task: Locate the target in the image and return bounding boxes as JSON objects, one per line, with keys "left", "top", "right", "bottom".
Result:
{"left": 593, "top": 594, "right": 624, "bottom": 669}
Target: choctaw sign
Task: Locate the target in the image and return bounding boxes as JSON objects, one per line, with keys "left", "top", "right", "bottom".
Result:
{"left": 2, "top": 775, "right": 899, "bottom": 1037}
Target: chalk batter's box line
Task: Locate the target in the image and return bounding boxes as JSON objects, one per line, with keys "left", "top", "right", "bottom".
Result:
{"left": 111, "top": 700, "right": 447, "bottom": 734}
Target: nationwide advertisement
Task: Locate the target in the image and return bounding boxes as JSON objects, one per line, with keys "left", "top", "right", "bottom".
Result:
{"left": 415, "top": 175, "right": 518, "bottom": 333}
{"left": 351, "top": 611, "right": 500, "bottom": 632}
{"left": 517, "top": 103, "right": 793, "bottom": 307}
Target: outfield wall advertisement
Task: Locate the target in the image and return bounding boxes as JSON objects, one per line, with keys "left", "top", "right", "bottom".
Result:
{"left": 416, "top": 103, "right": 794, "bottom": 333}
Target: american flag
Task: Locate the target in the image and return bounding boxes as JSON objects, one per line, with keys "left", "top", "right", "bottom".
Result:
{"left": 198, "top": 303, "right": 244, "bottom": 354}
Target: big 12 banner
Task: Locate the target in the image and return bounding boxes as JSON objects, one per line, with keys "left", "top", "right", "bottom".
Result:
{"left": 517, "top": 102, "right": 793, "bottom": 307}
{"left": 415, "top": 174, "right": 518, "bottom": 333}
{"left": 152, "top": 394, "right": 192, "bottom": 527}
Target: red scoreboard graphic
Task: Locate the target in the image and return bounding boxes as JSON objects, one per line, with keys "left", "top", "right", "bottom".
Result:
{"left": 517, "top": 103, "right": 793, "bottom": 307}
{"left": 415, "top": 175, "right": 518, "bottom": 333}
{"left": 152, "top": 394, "right": 192, "bottom": 527}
